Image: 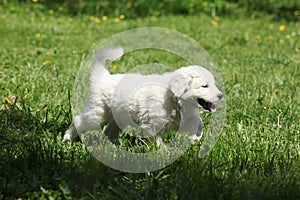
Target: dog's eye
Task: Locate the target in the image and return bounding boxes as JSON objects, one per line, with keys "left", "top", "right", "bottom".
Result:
{"left": 202, "top": 84, "right": 208, "bottom": 88}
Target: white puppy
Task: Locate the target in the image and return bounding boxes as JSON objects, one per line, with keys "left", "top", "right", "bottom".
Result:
{"left": 63, "top": 48, "right": 223, "bottom": 144}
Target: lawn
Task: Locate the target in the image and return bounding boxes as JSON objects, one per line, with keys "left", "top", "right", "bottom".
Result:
{"left": 0, "top": 2, "right": 299, "bottom": 199}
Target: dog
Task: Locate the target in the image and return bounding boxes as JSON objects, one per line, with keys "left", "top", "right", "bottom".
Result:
{"left": 63, "top": 47, "right": 223, "bottom": 145}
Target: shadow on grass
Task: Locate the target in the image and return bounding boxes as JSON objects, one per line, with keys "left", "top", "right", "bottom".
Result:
{"left": 0, "top": 103, "right": 299, "bottom": 199}
{"left": 0, "top": 102, "right": 128, "bottom": 199}
{"left": 0, "top": 102, "right": 80, "bottom": 198}
{"left": 0, "top": 104, "right": 64, "bottom": 196}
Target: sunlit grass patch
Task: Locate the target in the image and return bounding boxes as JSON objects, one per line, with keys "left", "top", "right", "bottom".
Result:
{"left": 0, "top": 3, "right": 299, "bottom": 199}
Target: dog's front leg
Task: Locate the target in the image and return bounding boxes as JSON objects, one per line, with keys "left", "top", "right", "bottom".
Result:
{"left": 63, "top": 122, "right": 79, "bottom": 141}
{"left": 180, "top": 114, "right": 203, "bottom": 144}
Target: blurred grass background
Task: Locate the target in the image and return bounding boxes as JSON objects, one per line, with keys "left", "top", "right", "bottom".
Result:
{"left": 1, "top": 0, "right": 300, "bottom": 20}
{"left": 0, "top": 0, "right": 299, "bottom": 199}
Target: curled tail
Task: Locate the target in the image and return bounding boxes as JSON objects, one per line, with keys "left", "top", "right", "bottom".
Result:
{"left": 90, "top": 47, "right": 124, "bottom": 87}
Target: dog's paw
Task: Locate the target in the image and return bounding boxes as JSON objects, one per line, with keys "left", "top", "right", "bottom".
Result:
{"left": 156, "top": 137, "right": 169, "bottom": 149}
{"left": 62, "top": 123, "right": 79, "bottom": 141}
{"left": 62, "top": 130, "right": 73, "bottom": 142}
{"left": 156, "top": 137, "right": 163, "bottom": 146}
{"left": 62, "top": 133, "right": 71, "bottom": 142}
{"left": 189, "top": 134, "right": 202, "bottom": 144}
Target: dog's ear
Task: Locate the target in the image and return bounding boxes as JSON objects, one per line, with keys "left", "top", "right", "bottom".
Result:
{"left": 169, "top": 74, "right": 190, "bottom": 97}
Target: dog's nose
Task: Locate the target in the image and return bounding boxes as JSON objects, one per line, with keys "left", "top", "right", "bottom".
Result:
{"left": 217, "top": 93, "right": 223, "bottom": 100}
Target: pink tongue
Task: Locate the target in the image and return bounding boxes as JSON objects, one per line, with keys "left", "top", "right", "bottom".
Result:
{"left": 210, "top": 105, "right": 217, "bottom": 112}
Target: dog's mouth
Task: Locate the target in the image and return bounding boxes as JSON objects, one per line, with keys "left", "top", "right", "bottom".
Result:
{"left": 197, "top": 98, "right": 216, "bottom": 112}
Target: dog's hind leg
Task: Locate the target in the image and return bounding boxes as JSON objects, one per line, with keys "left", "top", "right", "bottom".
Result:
{"left": 63, "top": 108, "right": 106, "bottom": 141}
{"left": 104, "top": 119, "right": 122, "bottom": 144}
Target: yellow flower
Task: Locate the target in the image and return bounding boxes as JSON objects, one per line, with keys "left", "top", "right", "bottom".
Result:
{"left": 267, "top": 36, "right": 273, "bottom": 40}
{"left": 94, "top": 17, "right": 101, "bottom": 24}
{"left": 151, "top": 16, "right": 158, "bottom": 21}
{"left": 36, "top": 33, "right": 41, "bottom": 38}
{"left": 214, "top": 16, "right": 220, "bottom": 21}
{"left": 278, "top": 39, "right": 284, "bottom": 44}
{"left": 32, "top": 0, "right": 38, "bottom": 2}
{"left": 210, "top": 20, "right": 219, "bottom": 28}
{"left": 112, "top": 65, "right": 117, "bottom": 70}
{"left": 120, "top": 14, "right": 125, "bottom": 20}
{"left": 58, "top": 6, "right": 64, "bottom": 11}
{"left": 274, "top": 89, "right": 280, "bottom": 93}
{"left": 279, "top": 25, "right": 285, "bottom": 31}
{"left": 102, "top": 16, "right": 108, "bottom": 21}
{"left": 127, "top": 2, "right": 132, "bottom": 8}
{"left": 4, "top": 97, "right": 13, "bottom": 105}
{"left": 183, "top": 34, "right": 188, "bottom": 38}
{"left": 256, "top": 35, "right": 261, "bottom": 40}
{"left": 114, "top": 18, "right": 119, "bottom": 23}
{"left": 89, "top": 16, "right": 95, "bottom": 21}
{"left": 49, "top": 10, "right": 54, "bottom": 15}
{"left": 4, "top": 96, "right": 20, "bottom": 106}
{"left": 43, "top": 60, "right": 51, "bottom": 65}
{"left": 285, "top": 34, "right": 291, "bottom": 39}
{"left": 294, "top": 10, "right": 299, "bottom": 16}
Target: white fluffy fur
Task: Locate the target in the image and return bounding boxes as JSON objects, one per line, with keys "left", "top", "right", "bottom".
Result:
{"left": 63, "top": 48, "right": 223, "bottom": 144}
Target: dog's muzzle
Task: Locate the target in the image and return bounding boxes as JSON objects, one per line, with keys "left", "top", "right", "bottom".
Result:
{"left": 197, "top": 98, "right": 217, "bottom": 112}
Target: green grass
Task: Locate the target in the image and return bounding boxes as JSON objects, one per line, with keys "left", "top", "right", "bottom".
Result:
{"left": 1, "top": 3, "right": 300, "bottom": 199}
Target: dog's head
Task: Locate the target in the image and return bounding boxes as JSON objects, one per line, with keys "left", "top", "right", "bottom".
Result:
{"left": 169, "top": 66, "right": 223, "bottom": 112}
